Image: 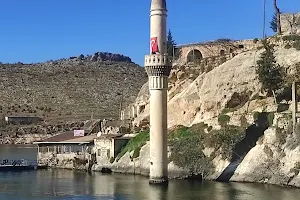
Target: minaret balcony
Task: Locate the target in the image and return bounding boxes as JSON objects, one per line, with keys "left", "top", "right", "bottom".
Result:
{"left": 145, "top": 54, "right": 172, "bottom": 77}
{"left": 145, "top": 54, "right": 172, "bottom": 67}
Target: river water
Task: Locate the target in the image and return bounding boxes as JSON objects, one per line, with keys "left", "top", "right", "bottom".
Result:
{"left": 1, "top": 145, "right": 300, "bottom": 200}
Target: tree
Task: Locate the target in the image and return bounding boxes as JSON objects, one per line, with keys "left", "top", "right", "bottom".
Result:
{"left": 270, "top": 13, "right": 278, "bottom": 33}
{"left": 167, "top": 29, "right": 176, "bottom": 57}
{"left": 256, "top": 40, "right": 285, "bottom": 103}
{"left": 273, "top": 0, "right": 282, "bottom": 34}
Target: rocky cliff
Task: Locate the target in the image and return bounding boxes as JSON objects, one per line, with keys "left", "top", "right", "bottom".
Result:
{"left": 133, "top": 38, "right": 300, "bottom": 129}
{"left": 94, "top": 36, "right": 300, "bottom": 188}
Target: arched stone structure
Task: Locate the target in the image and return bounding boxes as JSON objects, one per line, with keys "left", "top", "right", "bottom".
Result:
{"left": 220, "top": 49, "right": 225, "bottom": 56}
{"left": 187, "top": 49, "right": 203, "bottom": 63}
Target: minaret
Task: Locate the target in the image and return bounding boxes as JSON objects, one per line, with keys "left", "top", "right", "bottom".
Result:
{"left": 144, "top": 0, "right": 172, "bottom": 184}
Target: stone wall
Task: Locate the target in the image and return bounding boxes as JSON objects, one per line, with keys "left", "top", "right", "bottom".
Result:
{"left": 37, "top": 144, "right": 93, "bottom": 170}
{"left": 281, "top": 13, "right": 300, "bottom": 35}
{"left": 94, "top": 138, "right": 129, "bottom": 166}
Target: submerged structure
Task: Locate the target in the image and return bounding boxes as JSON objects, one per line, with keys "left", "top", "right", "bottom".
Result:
{"left": 144, "top": 0, "right": 172, "bottom": 184}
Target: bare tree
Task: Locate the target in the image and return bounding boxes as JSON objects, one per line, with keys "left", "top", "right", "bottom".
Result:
{"left": 273, "top": 0, "right": 282, "bottom": 34}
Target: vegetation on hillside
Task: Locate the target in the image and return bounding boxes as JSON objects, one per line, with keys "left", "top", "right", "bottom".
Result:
{"left": 117, "top": 121, "right": 246, "bottom": 177}
{"left": 283, "top": 35, "right": 300, "bottom": 50}
{"left": 0, "top": 60, "right": 147, "bottom": 122}
{"left": 270, "top": 13, "right": 278, "bottom": 33}
{"left": 256, "top": 40, "right": 285, "bottom": 102}
{"left": 116, "top": 130, "right": 150, "bottom": 161}
{"left": 167, "top": 29, "right": 181, "bottom": 59}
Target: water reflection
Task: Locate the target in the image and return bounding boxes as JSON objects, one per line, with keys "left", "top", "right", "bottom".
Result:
{"left": 1, "top": 146, "right": 300, "bottom": 200}
{"left": 0, "top": 170, "right": 300, "bottom": 200}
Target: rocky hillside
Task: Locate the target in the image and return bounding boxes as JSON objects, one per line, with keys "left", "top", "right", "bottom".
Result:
{"left": 95, "top": 36, "right": 300, "bottom": 188}
{"left": 0, "top": 53, "right": 148, "bottom": 123}
{"left": 133, "top": 37, "right": 300, "bottom": 129}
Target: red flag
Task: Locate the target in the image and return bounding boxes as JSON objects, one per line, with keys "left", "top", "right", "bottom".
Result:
{"left": 151, "top": 37, "right": 159, "bottom": 53}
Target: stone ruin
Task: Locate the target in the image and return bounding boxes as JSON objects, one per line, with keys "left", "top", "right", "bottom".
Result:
{"left": 281, "top": 13, "right": 300, "bottom": 35}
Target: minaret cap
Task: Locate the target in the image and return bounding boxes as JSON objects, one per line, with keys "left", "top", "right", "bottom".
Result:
{"left": 150, "top": 0, "right": 167, "bottom": 11}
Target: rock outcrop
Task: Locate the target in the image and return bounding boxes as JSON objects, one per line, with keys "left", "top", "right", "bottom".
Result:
{"left": 105, "top": 39, "right": 300, "bottom": 187}
{"left": 133, "top": 46, "right": 300, "bottom": 129}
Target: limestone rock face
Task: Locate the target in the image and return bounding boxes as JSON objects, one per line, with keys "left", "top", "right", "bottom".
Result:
{"left": 133, "top": 47, "right": 300, "bottom": 128}
{"left": 225, "top": 127, "right": 300, "bottom": 187}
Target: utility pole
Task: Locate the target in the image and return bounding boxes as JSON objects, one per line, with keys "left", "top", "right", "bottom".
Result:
{"left": 263, "top": 0, "right": 267, "bottom": 39}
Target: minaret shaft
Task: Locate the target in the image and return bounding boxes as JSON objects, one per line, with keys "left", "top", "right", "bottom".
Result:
{"left": 150, "top": 12, "right": 167, "bottom": 54}
{"left": 145, "top": 0, "right": 171, "bottom": 184}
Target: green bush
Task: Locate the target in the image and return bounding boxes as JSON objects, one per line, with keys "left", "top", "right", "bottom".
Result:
{"left": 204, "top": 125, "right": 245, "bottom": 160}
{"left": 169, "top": 135, "right": 213, "bottom": 176}
{"left": 189, "top": 122, "right": 209, "bottom": 134}
{"left": 253, "top": 111, "right": 261, "bottom": 121}
{"left": 293, "top": 41, "right": 300, "bottom": 51}
{"left": 276, "top": 127, "right": 287, "bottom": 145}
{"left": 218, "top": 114, "right": 231, "bottom": 127}
{"left": 116, "top": 131, "right": 149, "bottom": 161}
{"left": 282, "top": 35, "right": 300, "bottom": 42}
{"left": 253, "top": 38, "right": 259, "bottom": 44}
{"left": 168, "top": 126, "right": 193, "bottom": 140}
{"left": 132, "top": 147, "right": 141, "bottom": 159}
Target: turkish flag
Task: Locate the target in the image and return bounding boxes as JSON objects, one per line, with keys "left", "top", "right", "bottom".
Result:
{"left": 151, "top": 37, "right": 159, "bottom": 53}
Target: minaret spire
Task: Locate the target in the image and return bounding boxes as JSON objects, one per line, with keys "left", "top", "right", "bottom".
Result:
{"left": 145, "top": 0, "right": 172, "bottom": 184}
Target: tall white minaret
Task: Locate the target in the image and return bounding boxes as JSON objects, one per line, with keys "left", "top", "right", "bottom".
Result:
{"left": 145, "top": 0, "right": 172, "bottom": 184}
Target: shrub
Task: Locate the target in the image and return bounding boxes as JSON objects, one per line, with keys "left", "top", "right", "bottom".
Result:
{"left": 293, "top": 41, "right": 300, "bottom": 51}
{"left": 168, "top": 126, "right": 193, "bottom": 140}
{"left": 204, "top": 125, "right": 245, "bottom": 160}
{"left": 276, "top": 127, "right": 287, "bottom": 145}
{"left": 189, "top": 122, "right": 209, "bottom": 134}
{"left": 253, "top": 111, "right": 261, "bottom": 121}
{"left": 169, "top": 135, "right": 213, "bottom": 176}
{"left": 218, "top": 114, "right": 231, "bottom": 127}
{"left": 253, "top": 38, "right": 259, "bottom": 44}
{"left": 290, "top": 162, "right": 300, "bottom": 176}
{"left": 132, "top": 147, "right": 141, "bottom": 159}
{"left": 282, "top": 35, "right": 300, "bottom": 42}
